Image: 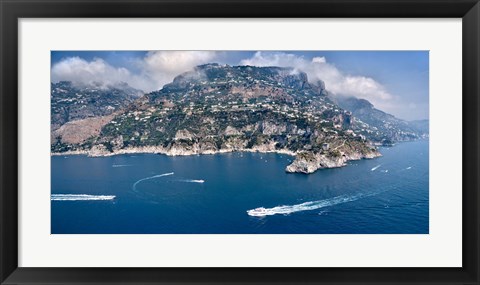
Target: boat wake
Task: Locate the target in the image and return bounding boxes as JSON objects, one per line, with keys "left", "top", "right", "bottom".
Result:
{"left": 132, "top": 172, "right": 174, "bottom": 191}
{"left": 371, "top": 164, "right": 382, "bottom": 171}
{"left": 51, "top": 194, "right": 115, "bottom": 201}
{"left": 247, "top": 191, "right": 381, "bottom": 217}
{"left": 178, "top": 179, "right": 205, "bottom": 183}
{"left": 112, "top": 164, "right": 133, "bottom": 168}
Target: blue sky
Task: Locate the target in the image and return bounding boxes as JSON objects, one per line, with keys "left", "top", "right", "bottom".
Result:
{"left": 51, "top": 51, "right": 428, "bottom": 121}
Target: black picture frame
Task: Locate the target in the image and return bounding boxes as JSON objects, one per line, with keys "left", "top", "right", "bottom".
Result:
{"left": 1, "top": 0, "right": 479, "bottom": 284}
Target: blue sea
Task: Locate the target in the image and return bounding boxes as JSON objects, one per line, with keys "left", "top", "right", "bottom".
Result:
{"left": 51, "top": 140, "right": 429, "bottom": 234}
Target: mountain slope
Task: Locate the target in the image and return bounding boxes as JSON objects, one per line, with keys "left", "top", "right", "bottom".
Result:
{"left": 51, "top": 81, "right": 144, "bottom": 130}
{"left": 51, "top": 81, "right": 144, "bottom": 147}
{"left": 51, "top": 64, "right": 382, "bottom": 173}
{"left": 333, "top": 96, "right": 429, "bottom": 144}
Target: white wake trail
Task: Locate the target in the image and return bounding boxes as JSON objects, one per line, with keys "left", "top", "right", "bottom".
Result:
{"left": 371, "top": 164, "right": 382, "bottom": 171}
{"left": 51, "top": 194, "right": 115, "bottom": 201}
{"left": 132, "top": 172, "right": 174, "bottom": 191}
{"left": 112, "top": 164, "right": 133, "bottom": 168}
{"left": 178, "top": 179, "right": 205, "bottom": 183}
{"left": 247, "top": 191, "right": 380, "bottom": 217}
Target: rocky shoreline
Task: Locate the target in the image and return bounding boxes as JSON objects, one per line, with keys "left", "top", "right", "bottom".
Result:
{"left": 52, "top": 143, "right": 298, "bottom": 158}
{"left": 285, "top": 150, "right": 381, "bottom": 174}
{"left": 51, "top": 143, "right": 381, "bottom": 174}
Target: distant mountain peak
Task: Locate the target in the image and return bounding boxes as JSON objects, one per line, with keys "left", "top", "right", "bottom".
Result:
{"left": 336, "top": 96, "right": 374, "bottom": 110}
{"left": 333, "top": 95, "right": 428, "bottom": 142}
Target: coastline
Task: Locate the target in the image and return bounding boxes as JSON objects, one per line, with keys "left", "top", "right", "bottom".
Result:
{"left": 51, "top": 143, "right": 381, "bottom": 174}
{"left": 51, "top": 146, "right": 297, "bottom": 157}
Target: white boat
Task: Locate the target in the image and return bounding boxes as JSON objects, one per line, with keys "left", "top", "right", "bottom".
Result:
{"left": 247, "top": 207, "right": 268, "bottom": 217}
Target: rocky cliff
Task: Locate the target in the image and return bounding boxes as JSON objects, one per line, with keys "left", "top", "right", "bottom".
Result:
{"left": 286, "top": 146, "right": 381, "bottom": 174}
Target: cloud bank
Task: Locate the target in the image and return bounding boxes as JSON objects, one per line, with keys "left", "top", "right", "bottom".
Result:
{"left": 51, "top": 57, "right": 137, "bottom": 88}
{"left": 51, "top": 51, "right": 218, "bottom": 92}
{"left": 240, "top": 52, "right": 395, "bottom": 111}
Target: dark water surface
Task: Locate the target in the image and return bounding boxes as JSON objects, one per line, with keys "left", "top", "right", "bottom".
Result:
{"left": 51, "top": 140, "right": 429, "bottom": 234}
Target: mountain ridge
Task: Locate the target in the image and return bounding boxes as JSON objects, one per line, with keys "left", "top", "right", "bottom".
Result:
{"left": 50, "top": 63, "right": 427, "bottom": 174}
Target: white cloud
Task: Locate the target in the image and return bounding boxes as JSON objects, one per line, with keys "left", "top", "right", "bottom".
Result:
{"left": 312, "top": 56, "right": 326, "bottom": 64}
{"left": 51, "top": 57, "right": 137, "bottom": 87}
{"left": 141, "top": 51, "right": 217, "bottom": 90}
{"left": 51, "top": 51, "right": 219, "bottom": 92}
{"left": 240, "top": 52, "right": 395, "bottom": 111}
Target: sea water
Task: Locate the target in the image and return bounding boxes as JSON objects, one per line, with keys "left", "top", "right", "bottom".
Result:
{"left": 51, "top": 140, "right": 429, "bottom": 234}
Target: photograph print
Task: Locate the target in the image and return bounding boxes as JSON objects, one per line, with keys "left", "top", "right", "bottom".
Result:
{"left": 51, "top": 51, "right": 429, "bottom": 234}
